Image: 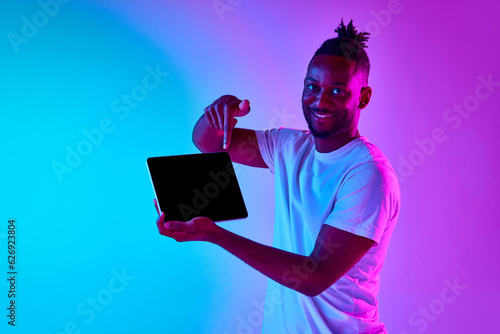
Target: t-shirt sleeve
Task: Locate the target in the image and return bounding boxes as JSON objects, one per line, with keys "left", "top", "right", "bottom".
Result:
{"left": 255, "top": 128, "right": 281, "bottom": 174}
{"left": 324, "top": 163, "right": 400, "bottom": 246}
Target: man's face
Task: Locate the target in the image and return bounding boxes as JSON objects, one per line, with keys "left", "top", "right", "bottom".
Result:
{"left": 302, "top": 54, "right": 365, "bottom": 139}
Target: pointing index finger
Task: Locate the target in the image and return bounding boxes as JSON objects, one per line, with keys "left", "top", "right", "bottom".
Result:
{"left": 223, "top": 112, "right": 234, "bottom": 150}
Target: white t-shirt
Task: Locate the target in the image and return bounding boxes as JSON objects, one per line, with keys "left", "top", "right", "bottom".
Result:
{"left": 255, "top": 128, "right": 400, "bottom": 334}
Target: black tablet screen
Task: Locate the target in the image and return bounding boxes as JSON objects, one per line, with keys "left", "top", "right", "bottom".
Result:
{"left": 147, "top": 152, "right": 248, "bottom": 222}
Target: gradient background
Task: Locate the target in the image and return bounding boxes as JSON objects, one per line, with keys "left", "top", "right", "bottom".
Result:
{"left": 1, "top": 0, "right": 499, "bottom": 333}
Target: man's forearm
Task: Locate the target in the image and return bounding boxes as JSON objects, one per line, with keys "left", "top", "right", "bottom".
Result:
{"left": 211, "top": 225, "right": 324, "bottom": 297}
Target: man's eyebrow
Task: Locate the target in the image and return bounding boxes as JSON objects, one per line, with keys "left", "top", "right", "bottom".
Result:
{"left": 304, "top": 77, "right": 347, "bottom": 86}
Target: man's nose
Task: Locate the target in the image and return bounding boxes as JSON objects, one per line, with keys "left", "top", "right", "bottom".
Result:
{"left": 317, "top": 91, "right": 330, "bottom": 109}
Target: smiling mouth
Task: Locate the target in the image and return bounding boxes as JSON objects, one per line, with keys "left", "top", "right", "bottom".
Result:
{"left": 310, "top": 109, "right": 336, "bottom": 119}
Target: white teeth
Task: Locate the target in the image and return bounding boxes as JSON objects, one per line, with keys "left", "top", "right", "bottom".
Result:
{"left": 313, "top": 112, "right": 334, "bottom": 118}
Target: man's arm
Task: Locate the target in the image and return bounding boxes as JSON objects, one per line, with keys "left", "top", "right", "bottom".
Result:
{"left": 193, "top": 95, "right": 267, "bottom": 168}
{"left": 214, "top": 223, "right": 375, "bottom": 297}
{"left": 157, "top": 214, "right": 374, "bottom": 297}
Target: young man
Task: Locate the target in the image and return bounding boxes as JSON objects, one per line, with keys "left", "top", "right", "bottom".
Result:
{"left": 156, "top": 20, "right": 400, "bottom": 333}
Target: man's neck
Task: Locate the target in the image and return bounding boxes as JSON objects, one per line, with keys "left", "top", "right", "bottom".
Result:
{"left": 313, "top": 129, "right": 360, "bottom": 153}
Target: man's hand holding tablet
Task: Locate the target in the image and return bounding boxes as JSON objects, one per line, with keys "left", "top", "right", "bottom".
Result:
{"left": 155, "top": 199, "right": 221, "bottom": 243}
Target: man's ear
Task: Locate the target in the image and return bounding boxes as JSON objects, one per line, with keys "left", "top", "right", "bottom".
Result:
{"left": 358, "top": 86, "right": 372, "bottom": 109}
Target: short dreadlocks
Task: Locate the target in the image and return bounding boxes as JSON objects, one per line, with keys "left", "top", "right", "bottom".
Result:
{"left": 309, "top": 19, "right": 371, "bottom": 85}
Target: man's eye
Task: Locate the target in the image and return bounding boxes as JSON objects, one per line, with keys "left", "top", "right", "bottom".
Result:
{"left": 306, "top": 84, "right": 317, "bottom": 91}
{"left": 332, "top": 88, "right": 344, "bottom": 95}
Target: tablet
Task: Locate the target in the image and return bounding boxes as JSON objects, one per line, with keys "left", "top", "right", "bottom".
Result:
{"left": 146, "top": 152, "right": 248, "bottom": 222}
